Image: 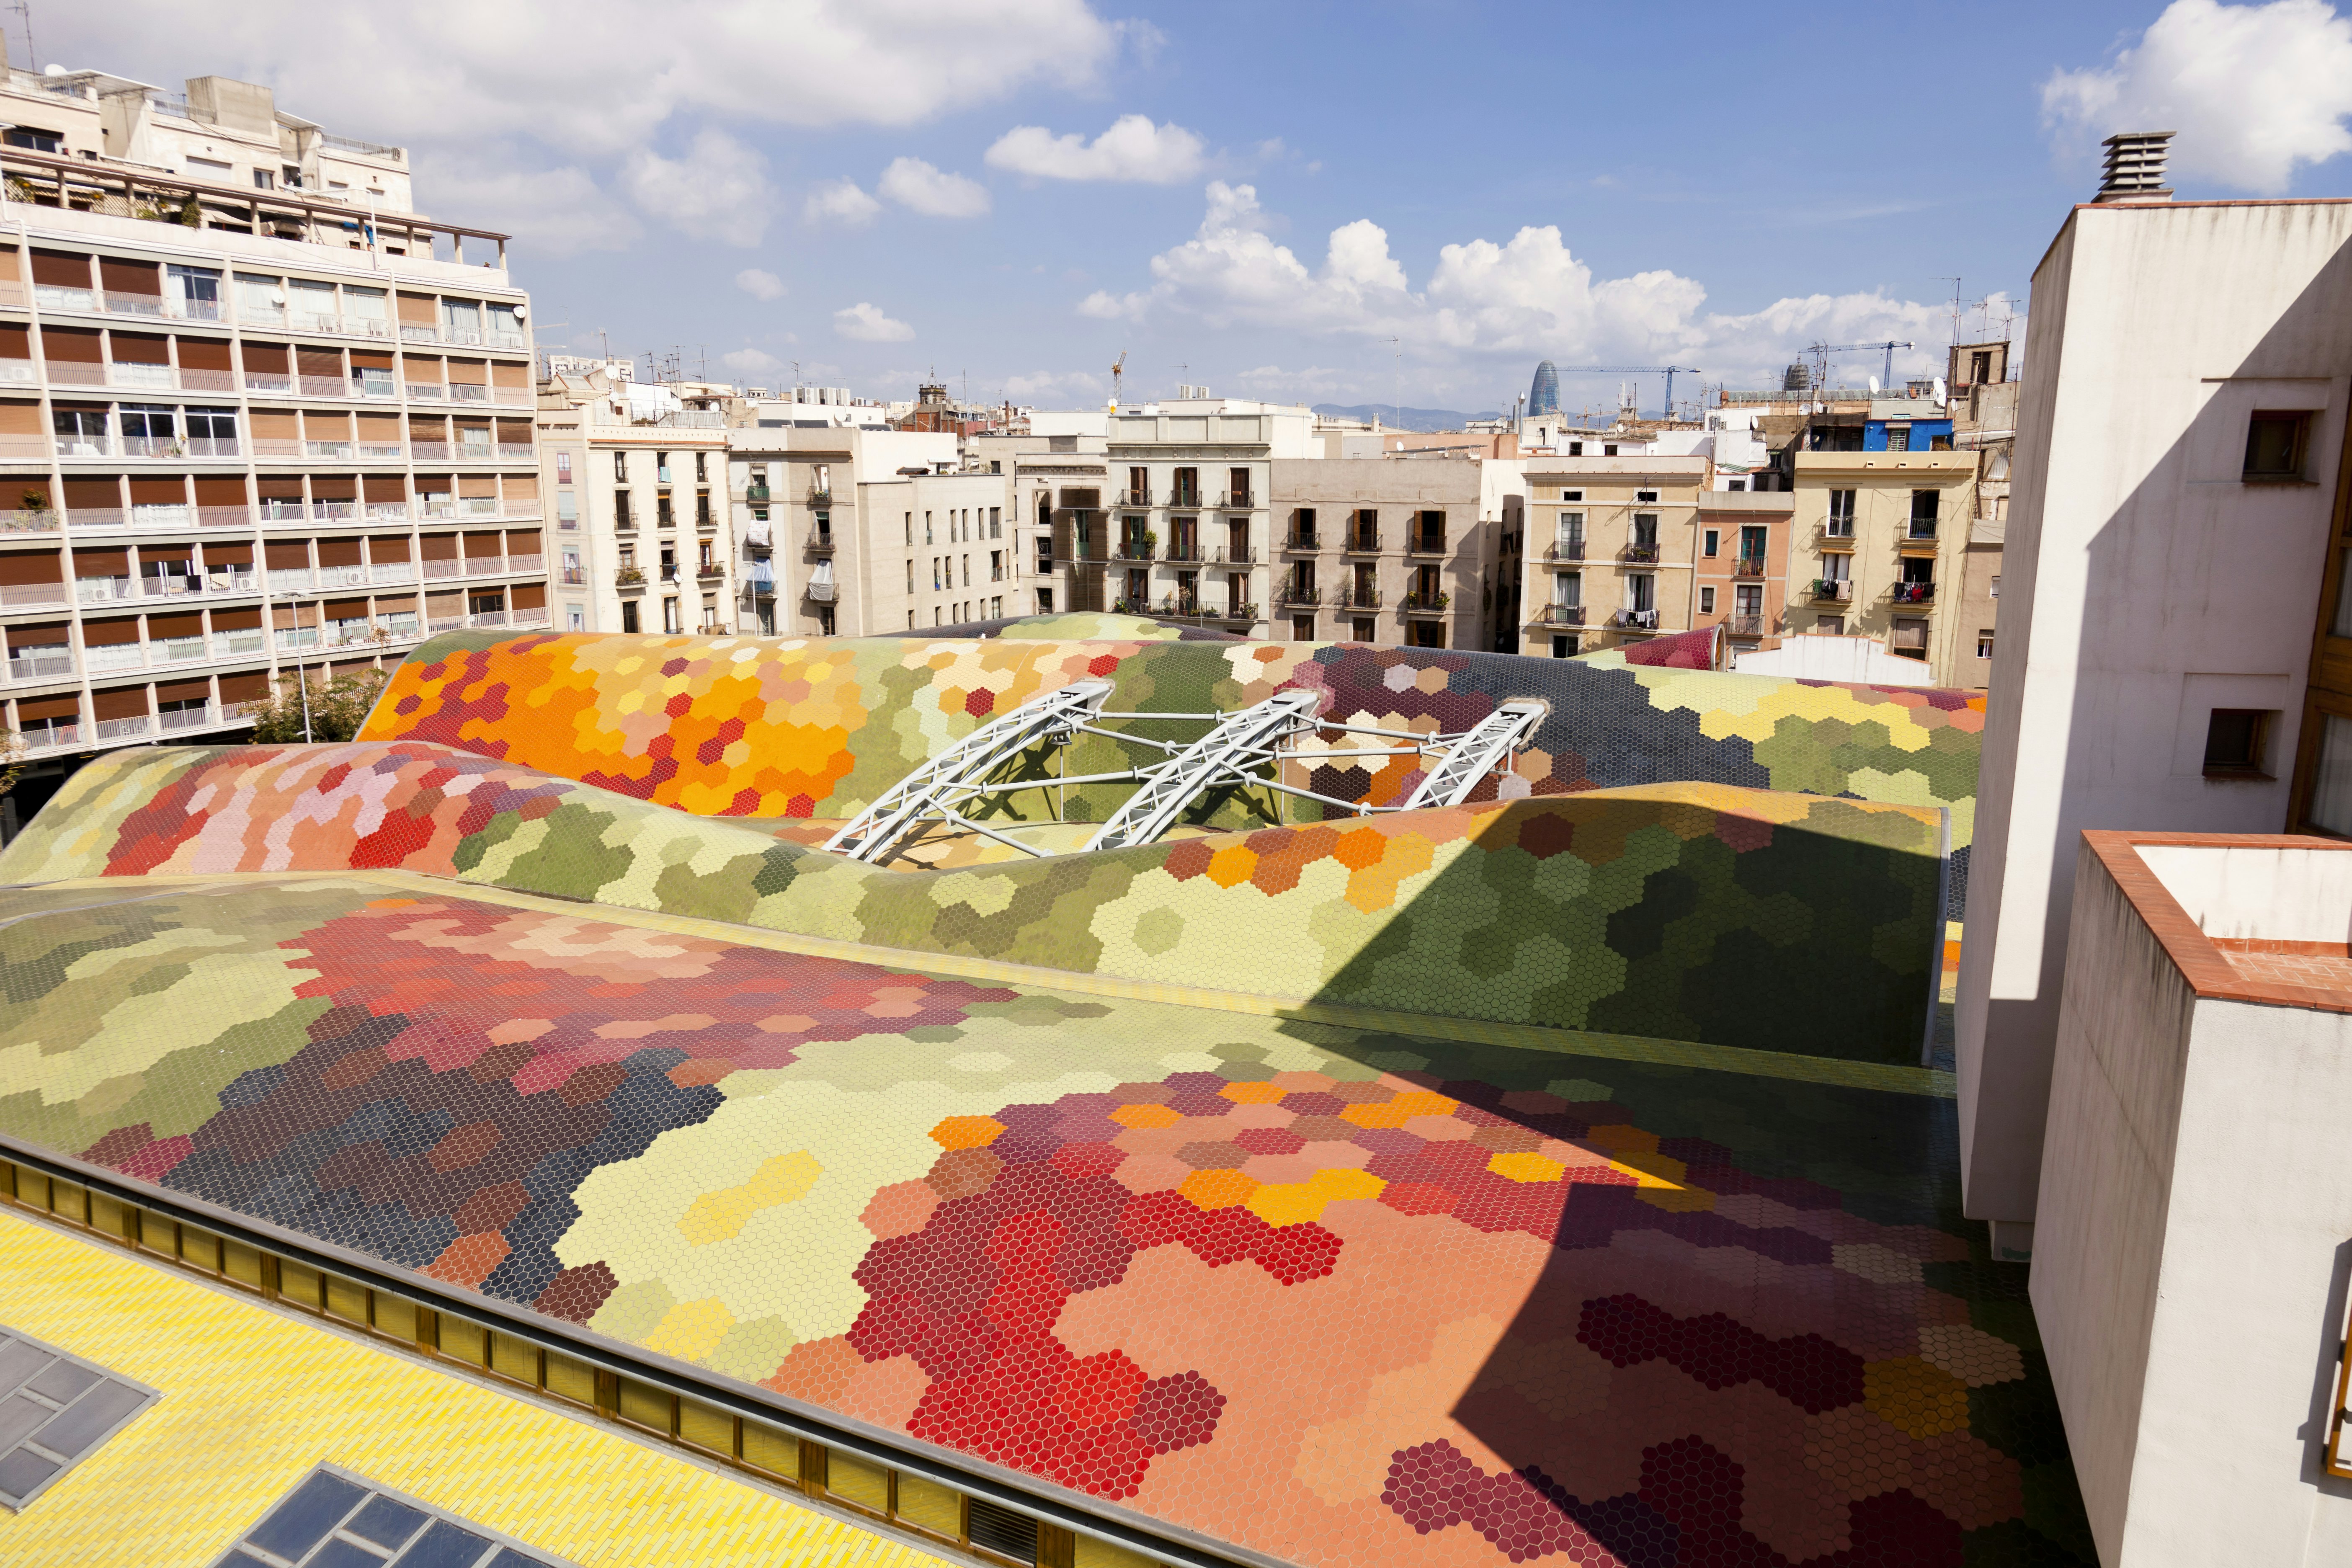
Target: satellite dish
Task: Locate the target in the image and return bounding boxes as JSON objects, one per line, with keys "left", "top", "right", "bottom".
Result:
{"left": 1867, "top": 376, "right": 1880, "bottom": 395}
{"left": 1933, "top": 376, "right": 1948, "bottom": 403}
{"left": 512, "top": 302, "right": 527, "bottom": 320}
{"left": 42, "top": 64, "right": 65, "bottom": 78}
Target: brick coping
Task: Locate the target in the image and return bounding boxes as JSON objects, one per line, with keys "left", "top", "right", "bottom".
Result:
{"left": 2081, "top": 830, "right": 2352, "bottom": 1016}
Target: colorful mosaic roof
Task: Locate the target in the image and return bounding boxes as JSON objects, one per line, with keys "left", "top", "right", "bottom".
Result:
{"left": 0, "top": 625, "right": 2089, "bottom": 1566}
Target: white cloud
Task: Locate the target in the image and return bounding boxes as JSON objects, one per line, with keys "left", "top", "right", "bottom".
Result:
{"left": 985, "top": 114, "right": 1206, "bottom": 183}
{"left": 48, "top": 1, "right": 1128, "bottom": 251}
{"left": 1093, "top": 183, "right": 1991, "bottom": 388}
{"left": 1002, "top": 369, "right": 1106, "bottom": 403}
{"left": 735, "top": 268, "right": 787, "bottom": 301}
{"left": 878, "top": 157, "right": 992, "bottom": 217}
{"left": 422, "top": 160, "right": 641, "bottom": 256}
{"left": 805, "top": 178, "right": 883, "bottom": 227}
{"left": 835, "top": 302, "right": 915, "bottom": 341}
{"left": 2041, "top": 0, "right": 2352, "bottom": 193}
{"left": 722, "top": 347, "right": 785, "bottom": 376}
{"left": 618, "top": 128, "right": 773, "bottom": 247}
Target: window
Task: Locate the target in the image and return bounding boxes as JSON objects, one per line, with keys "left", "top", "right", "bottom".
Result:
{"left": 1886, "top": 426, "right": 1910, "bottom": 451}
{"left": 1929, "top": 433, "right": 1952, "bottom": 451}
{"left": 1827, "top": 490, "right": 1855, "bottom": 535}
{"left": 1635, "top": 490, "right": 1658, "bottom": 504}
{"left": 621, "top": 600, "right": 639, "bottom": 633}
{"left": 1817, "top": 616, "right": 1845, "bottom": 634}
{"left": 1568, "top": 442, "right": 1583, "bottom": 456}
{"left": 567, "top": 603, "right": 585, "bottom": 632}
{"left": 1603, "top": 444, "right": 1618, "bottom": 456}
{"left": 613, "top": 451, "right": 627, "bottom": 482}
{"left": 253, "top": 168, "right": 275, "bottom": 190}
{"left": 1890, "top": 616, "right": 1929, "bottom": 659}
{"left": 2203, "top": 709, "right": 2274, "bottom": 777}
{"left": 695, "top": 452, "right": 707, "bottom": 482}
{"left": 1991, "top": 574, "right": 2001, "bottom": 599}
{"left": 1552, "top": 635, "right": 1576, "bottom": 658}
{"left": 1908, "top": 490, "right": 1939, "bottom": 538}
{"left": 556, "top": 452, "right": 572, "bottom": 484}
{"left": 217, "top": 1464, "right": 573, "bottom": 1568}
{"left": 1702, "top": 529, "right": 1719, "bottom": 558}
{"left": 1037, "top": 588, "right": 1054, "bottom": 614}
{"left": 2308, "top": 714, "right": 2352, "bottom": 835}
{"left": 1561, "top": 489, "right": 1583, "bottom": 503}
{"left": 1977, "top": 630, "right": 1995, "bottom": 658}
{"left": 2245, "top": 411, "right": 2313, "bottom": 480}
{"left": 0, "top": 1325, "right": 160, "bottom": 1510}
{"left": 1699, "top": 585, "right": 1716, "bottom": 614}
{"left": 3, "top": 128, "right": 62, "bottom": 154}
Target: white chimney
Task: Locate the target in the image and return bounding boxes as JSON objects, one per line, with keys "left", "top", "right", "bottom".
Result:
{"left": 2096, "top": 132, "right": 2174, "bottom": 202}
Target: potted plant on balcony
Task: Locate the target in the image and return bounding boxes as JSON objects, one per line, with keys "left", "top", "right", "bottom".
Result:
{"left": 615, "top": 565, "right": 646, "bottom": 585}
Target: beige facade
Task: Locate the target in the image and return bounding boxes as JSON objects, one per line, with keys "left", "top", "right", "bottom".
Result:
{"left": 1792, "top": 451, "right": 1978, "bottom": 682}
{"left": 1267, "top": 458, "right": 1491, "bottom": 649}
{"left": 1692, "top": 490, "right": 1797, "bottom": 650}
{"left": 0, "top": 67, "right": 540, "bottom": 832}
{"left": 1519, "top": 457, "right": 1709, "bottom": 656}
{"left": 534, "top": 381, "right": 731, "bottom": 637}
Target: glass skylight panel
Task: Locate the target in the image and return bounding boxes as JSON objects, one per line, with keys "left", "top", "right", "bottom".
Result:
{"left": 0, "top": 1324, "right": 161, "bottom": 1511}
{"left": 214, "top": 1465, "right": 573, "bottom": 1568}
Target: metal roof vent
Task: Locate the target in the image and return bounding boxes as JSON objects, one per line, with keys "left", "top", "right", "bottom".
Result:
{"left": 2096, "top": 132, "right": 2174, "bottom": 202}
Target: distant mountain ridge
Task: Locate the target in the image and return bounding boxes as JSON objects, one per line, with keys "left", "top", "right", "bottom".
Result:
{"left": 1311, "top": 402, "right": 1501, "bottom": 432}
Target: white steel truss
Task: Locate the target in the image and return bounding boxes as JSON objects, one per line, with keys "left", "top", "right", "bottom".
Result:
{"left": 1083, "top": 690, "right": 1324, "bottom": 851}
{"left": 822, "top": 681, "right": 1113, "bottom": 863}
{"left": 1400, "top": 699, "right": 1547, "bottom": 810}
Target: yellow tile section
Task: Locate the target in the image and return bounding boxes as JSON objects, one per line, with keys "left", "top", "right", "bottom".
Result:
{"left": 0, "top": 1211, "right": 943, "bottom": 1568}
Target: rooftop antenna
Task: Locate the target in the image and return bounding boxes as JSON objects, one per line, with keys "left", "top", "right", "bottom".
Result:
{"left": 1391, "top": 336, "right": 1402, "bottom": 431}
{"left": 1110, "top": 350, "right": 1126, "bottom": 408}
{"left": 8, "top": 1, "right": 34, "bottom": 72}
{"left": 1944, "top": 278, "right": 1963, "bottom": 350}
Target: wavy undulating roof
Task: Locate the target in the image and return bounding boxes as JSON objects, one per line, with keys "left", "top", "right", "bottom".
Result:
{"left": 0, "top": 620, "right": 2092, "bottom": 1567}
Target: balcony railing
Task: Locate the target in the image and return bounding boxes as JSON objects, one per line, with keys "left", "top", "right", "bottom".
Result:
{"left": 1400, "top": 591, "right": 1451, "bottom": 613}
{"left": 405, "top": 381, "right": 445, "bottom": 400}
{"left": 44, "top": 361, "right": 106, "bottom": 387}
{"left": 1163, "top": 539, "right": 1203, "bottom": 563}
{"left": 157, "top": 704, "right": 221, "bottom": 734}
{"left": 805, "top": 529, "right": 835, "bottom": 554}
{"left": 1891, "top": 581, "right": 1936, "bottom": 604}
{"left": 94, "top": 715, "right": 152, "bottom": 742}
{"left": 369, "top": 562, "right": 415, "bottom": 584}
{"left": 1276, "top": 585, "right": 1321, "bottom": 607}
{"left": 1547, "top": 540, "right": 1585, "bottom": 561}
{"left": 744, "top": 483, "right": 771, "bottom": 503}
{"left": 6, "top": 652, "right": 72, "bottom": 681}
{"left": 1284, "top": 531, "right": 1318, "bottom": 550}
{"left": 0, "top": 508, "right": 58, "bottom": 533}
{"left": 1812, "top": 578, "right": 1853, "bottom": 602}
{"left": 1113, "top": 538, "right": 1156, "bottom": 563}
{"left": 1343, "top": 531, "right": 1381, "bottom": 554}
{"left": 1733, "top": 557, "right": 1767, "bottom": 578}
{"left": 0, "top": 582, "right": 67, "bottom": 608}
{"left": 1216, "top": 492, "right": 1254, "bottom": 510}
{"left": 1112, "top": 489, "right": 1151, "bottom": 508}
{"left": 21, "top": 722, "right": 80, "bottom": 751}
{"left": 108, "top": 361, "right": 175, "bottom": 389}
{"left": 1212, "top": 546, "right": 1258, "bottom": 565}
{"left": 1623, "top": 543, "right": 1661, "bottom": 564}
{"left": 807, "top": 579, "right": 838, "bottom": 603}
{"left": 615, "top": 566, "right": 647, "bottom": 587}
{"left": 1535, "top": 604, "right": 1586, "bottom": 626}
{"left": 1614, "top": 609, "right": 1661, "bottom": 631}
{"left": 1335, "top": 587, "right": 1382, "bottom": 609}
{"left": 1726, "top": 615, "right": 1765, "bottom": 637}
{"left": 1407, "top": 534, "right": 1447, "bottom": 556}
{"left": 807, "top": 487, "right": 833, "bottom": 504}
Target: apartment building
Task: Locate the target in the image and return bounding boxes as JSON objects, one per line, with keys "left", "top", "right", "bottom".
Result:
{"left": 977, "top": 431, "right": 1106, "bottom": 619}
{"left": 1691, "top": 490, "right": 1795, "bottom": 651}
{"left": 1519, "top": 456, "right": 1709, "bottom": 656}
{"left": 1791, "top": 449, "right": 1977, "bottom": 681}
{"left": 1266, "top": 457, "right": 1511, "bottom": 649}
{"left": 536, "top": 370, "right": 732, "bottom": 635}
{"left": 726, "top": 424, "right": 961, "bottom": 637}
{"left": 1098, "top": 398, "right": 1315, "bottom": 635}
{"left": 1949, "top": 339, "right": 2015, "bottom": 686}
{"left": 0, "top": 66, "right": 539, "bottom": 829}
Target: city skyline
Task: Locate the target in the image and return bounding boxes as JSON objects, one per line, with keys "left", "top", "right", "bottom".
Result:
{"left": 51, "top": 0, "right": 2352, "bottom": 412}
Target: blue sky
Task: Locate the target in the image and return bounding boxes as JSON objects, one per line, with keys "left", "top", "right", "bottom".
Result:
{"left": 62, "top": 1, "right": 2352, "bottom": 413}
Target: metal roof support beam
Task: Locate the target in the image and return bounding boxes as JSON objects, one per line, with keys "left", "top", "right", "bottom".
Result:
{"left": 822, "top": 680, "right": 1113, "bottom": 862}
{"left": 1084, "top": 689, "right": 1323, "bottom": 851}
{"left": 1401, "top": 700, "right": 1547, "bottom": 810}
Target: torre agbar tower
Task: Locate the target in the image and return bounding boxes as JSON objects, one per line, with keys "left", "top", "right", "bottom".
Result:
{"left": 0, "top": 60, "right": 546, "bottom": 831}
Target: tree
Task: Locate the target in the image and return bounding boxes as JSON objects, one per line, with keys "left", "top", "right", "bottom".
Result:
{"left": 0, "top": 727, "right": 23, "bottom": 802}
{"left": 243, "top": 667, "right": 390, "bottom": 744}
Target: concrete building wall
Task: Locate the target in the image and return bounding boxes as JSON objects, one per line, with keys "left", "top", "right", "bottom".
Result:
{"left": 1791, "top": 451, "right": 1977, "bottom": 681}
{"left": 1956, "top": 199, "right": 2352, "bottom": 1228}
{"left": 1519, "top": 457, "right": 1708, "bottom": 656}
{"left": 2035, "top": 836, "right": 2352, "bottom": 1567}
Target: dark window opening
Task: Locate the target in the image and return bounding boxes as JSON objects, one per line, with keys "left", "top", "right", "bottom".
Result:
{"left": 2203, "top": 708, "right": 2273, "bottom": 776}
{"left": 2244, "top": 412, "right": 2313, "bottom": 480}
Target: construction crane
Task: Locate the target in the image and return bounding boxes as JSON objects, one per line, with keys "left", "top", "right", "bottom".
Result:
{"left": 1109, "top": 351, "right": 1127, "bottom": 410}
{"left": 1809, "top": 340, "right": 1914, "bottom": 392}
{"left": 1550, "top": 366, "right": 1702, "bottom": 419}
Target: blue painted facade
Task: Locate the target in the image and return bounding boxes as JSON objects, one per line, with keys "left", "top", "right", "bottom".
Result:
{"left": 1862, "top": 418, "right": 1953, "bottom": 451}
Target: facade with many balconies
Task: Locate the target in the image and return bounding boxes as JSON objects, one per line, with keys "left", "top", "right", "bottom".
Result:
{"left": 1519, "top": 456, "right": 1709, "bottom": 656}
{"left": 0, "top": 67, "right": 542, "bottom": 834}
{"left": 1266, "top": 457, "right": 1507, "bottom": 650}
{"left": 1792, "top": 450, "right": 1977, "bottom": 682}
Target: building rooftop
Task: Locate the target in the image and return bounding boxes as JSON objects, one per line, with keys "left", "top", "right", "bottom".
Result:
{"left": 0, "top": 617, "right": 2092, "bottom": 1568}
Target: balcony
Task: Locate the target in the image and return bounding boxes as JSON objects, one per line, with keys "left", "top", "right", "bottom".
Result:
{"left": 1623, "top": 543, "right": 1661, "bottom": 564}
{"left": 805, "top": 528, "right": 836, "bottom": 554}
{"left": 405, "top": 381, "right": 445, "bottom": 401}
{"left": 1726, "top": 615, "right": 1766, "bottom": 637}
{"left": 807, "top": 487, "right": 833, "bottom": 505}
{"left": 20, "top": 722, "right": 80, "bottom": 751}
{"left": 1812, "top": 578, "right": 1854, "bottom": 602}
{"left": 1276, "top": 585, "right": 1321, "bottom": 608}
{"left": 421, "top": 558, "right": 461, "bottom": 580}
{"left": 1216, "top": 492, "right": 1254, "bottom": 511}
{"left": 806, "top": 579, "right": 838, "bottom": 604}
{"left": 298, "top": 375, "right": 346, "bottom": 398}
{"left": 1400, "top": 591, "right": 1451, "bottom": 614}
{"left": 6, "top": 651, "right": 72, "bottom": 681}
{"left": 1733, "top": 557, "right": 1767, "bottom": 578}
{"left": 1534, "top": 604, "right": 1586, "bottom": 627}
{"left": 369, "top": 562, "right": 416, "bottom": 585}
{"left": 498, "top": 443, "right": 535, "bottom": 462}
{"left": 1406, "top": 534, "right": 1447, "bottom": 557}
{"left": 745, "top": 483, "right": 771, "bottom": 503}
{"left": 108, "top": 361, "right": 175, "bottom": 390}
{"left": 1112, "top": 536, "right": 1156, "bottom": 564}
{"left": 1546, "top": 540, "right": 1585, "bottom": 562}
{"left": 615, "top": 566, "right": 647, "bottom": 589}
{"left": 1111, "top": 489, "right": 1152, "bottom": 508}
{"left": 1335, "top": 587, "right": 1383, "bottom": 610}
{"left": 67, "top": 507, "right": 126, "bottom": 528}
{"left": 157, "top": 704, "right": 221, "bottom": 735}
{"left": 1163, "top": 539, "right": 1204, "bottom": 563}
{"left": 1342, "top": 531, "right": 1381, "bottom": 554}
{"left": 94, "top": 715, "right": 152, "bottom": 742}
{"left": 696, "top": 565, "right": 725, "bottom": 583}
{"left": 1284, "top": 530, "right": 1319, "bottom": 551}
{"left": 1168, "top": 489, "right": 1203, "bottom": 511}
{"left": 1891, "top": 581, "right": 1937, "bottom": 605}
{"left": 1212, "top": 545, "right": 1258, "bottom": 565}
{"left": 0, "top": 508, "right": 58, "bottom": 534}
{"left": 245, "top": 374, "right": 295, "bottom": 396}
{"left": 44, "top": 361, "right": 106, "bottom": 387}
{"left": 1898, "top": 531, "right": 1940, "bottom": 555}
